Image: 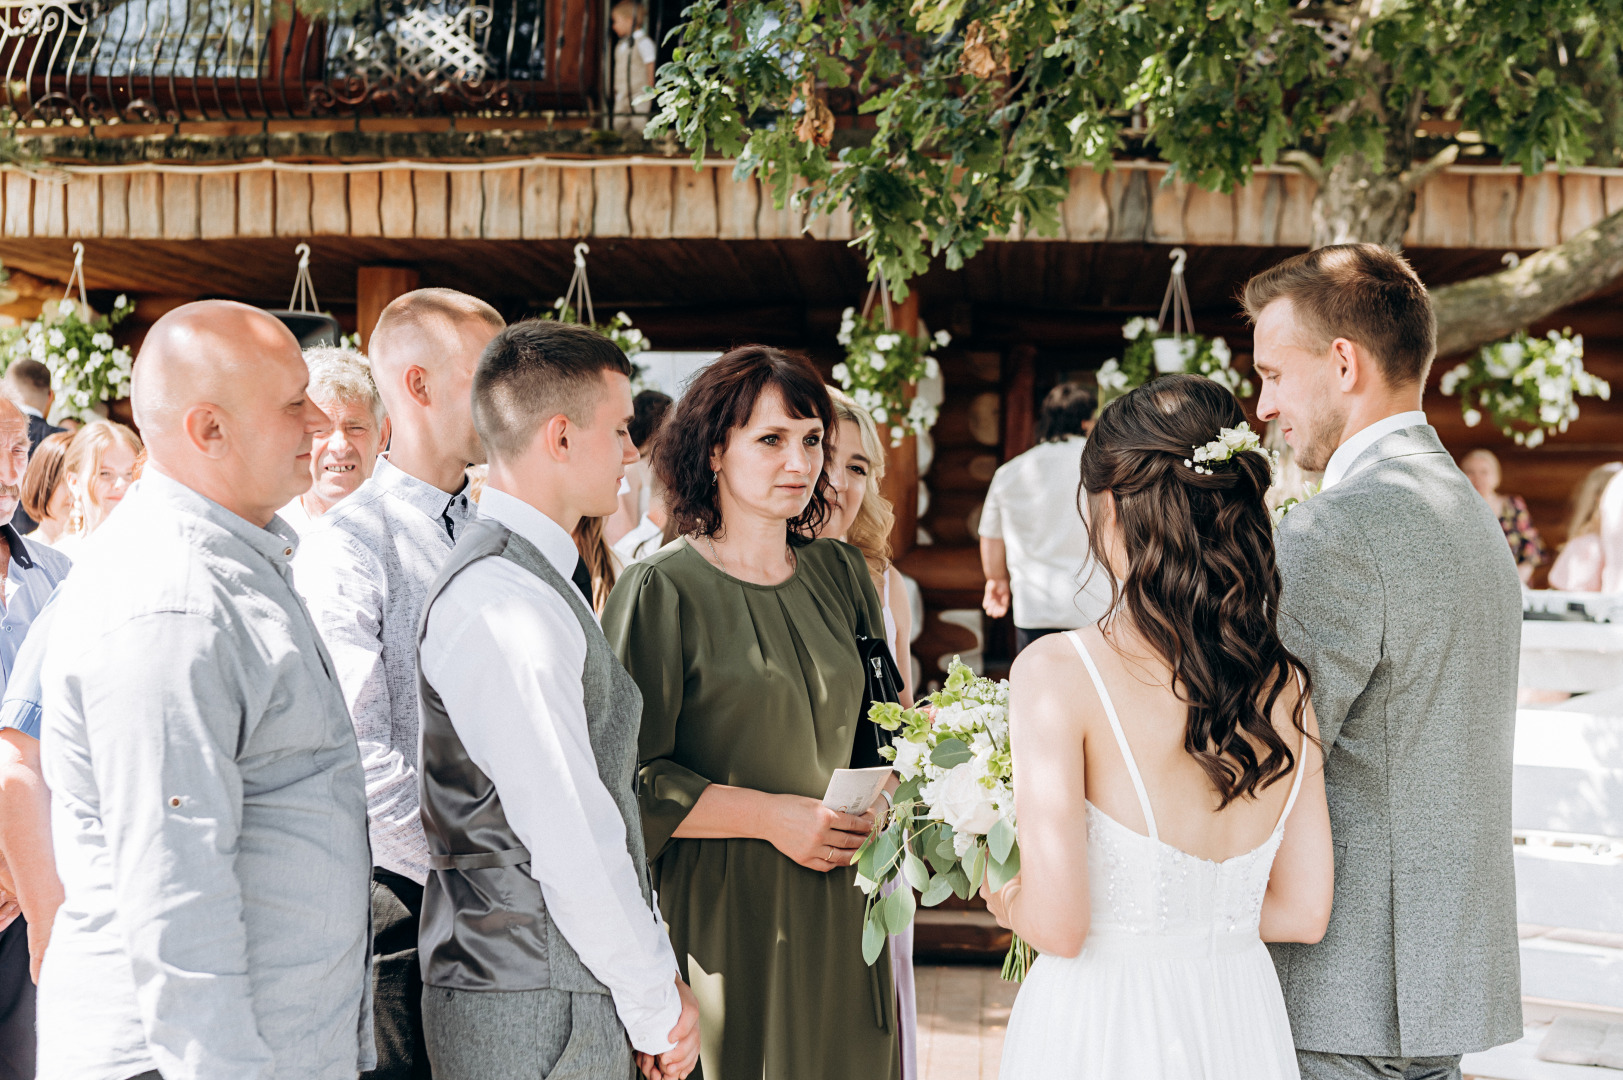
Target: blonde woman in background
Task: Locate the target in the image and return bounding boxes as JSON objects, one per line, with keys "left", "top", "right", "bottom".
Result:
{"left": 817, "top": 386, "right": 918, "bottom": 1080}
{"left": 1549, "top": 462, "right": 1623, "bottom": 591}
{"left": 54, "top": 420, "right": 142, "bottom": 559}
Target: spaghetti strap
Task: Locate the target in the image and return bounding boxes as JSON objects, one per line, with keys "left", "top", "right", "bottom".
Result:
{"left": 1065, "top": 630, "right": 1158, "bottom": 841}
{"left": 1274, "top": 671, "right": 1310, "bottom": 834}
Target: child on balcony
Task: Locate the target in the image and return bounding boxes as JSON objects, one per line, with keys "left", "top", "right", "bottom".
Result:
{"left": 611, "top": 0, "right": 658, "bottom": 133}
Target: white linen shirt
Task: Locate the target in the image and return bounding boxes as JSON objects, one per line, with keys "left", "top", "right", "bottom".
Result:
{"left": 419, "top": 486, "right": 682, "bottom": 1054}
{"left": 293, "top": 455, "right": 474, "bottom": 884}
{"left": 978, "top": 436, "right": 1112, "bottom": 629}
{"left": 1320, "top": 410, "right": 1429, "bottom": 491}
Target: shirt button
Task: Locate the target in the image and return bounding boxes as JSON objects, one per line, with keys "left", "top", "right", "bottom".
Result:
{"left": 283, "top": 547, "right": 294, "bottom": 557}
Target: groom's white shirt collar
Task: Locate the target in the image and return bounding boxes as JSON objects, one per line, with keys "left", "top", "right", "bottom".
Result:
{"left": 1320, "top": 410, "right": 1429, "bottom": 491}
{"left": 474, "top": 485, "right": 581, "bottom": 583}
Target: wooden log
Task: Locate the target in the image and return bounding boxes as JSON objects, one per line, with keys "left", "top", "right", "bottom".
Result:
{"left": 1419, "top": 173, "right": 1473, "bottom": 247}
{"left": 1514, "top": 172, "right": 1562, "bottom": 249}
{"left": 716, "top": 172, "right": 759, "bottom": 239}
{"left": 482, "top": 168, "right": 521, "bottom": 239}
{"left": 238, "top": 171, "right": 274, "bottom": 237}
{"left": 274, "top": 171, "right": 312, "bottom": 237}
{"left": 1106, "top": 169, "right": 1150, "bottom": 242}
{"left": 349, "top": 172, "right": 382, "bottom": 237}
{"left": 160, "top": 174, "right": 199, "bottom": 240}
{"left": 34, "top": 179, "right": 66, "bottom": 238}
{"left": 1061, "top": 168, "right": 1111, "bottom": 242}
{"left": 380, "top": 170, "right": 414, "bottom": 237}
{"left": 1561, "top": 174, "right": 1606, "bottom": 243}
{"left": 310, "top": 172, "right": 348, "bottom": 235}
{"left": 66, "top": 175, "right": 101, "bottom": 238}
{"left": 593, "top": 167, "right": 631, "bottom": 237}
{"left": 449, "top": 171, "right": 483, "bottom": 239}
{"left": 560, "top": 169, "right": 595, "bottom": 237}
{"left": 822, "top": 196, "right": 854, "bottom": 242}
{"left": 100, "top": 174, "right": 130, "bottom": 239}
{"left": 359, "top": 265, "right": 420, "bottom": 351}
{"left": 755, "top": 178, "right": 802, "bottom": 239}
{"left": 128, "top": 174, "right": 162, "bottom": 239}
{"left": 670, "top": 166, "right": 717, "bottom": 237}
{"left": 1276, "top": 172, "right": 1315, "bottom": 248}
{"left": 413, "top": 171, "right": 449, "bottom": 239}
{"left": 882, "top": 288, "right": 921, "bottom": 560}
{"left": 1233, "top": 174, "right": 1280, "bottom": 246}
{"left": 1147, "top": 168, "right": 1188, "bottom": 244}
{"left": 1182, "top": 183, "right": 1235, "bottom": 245}
{"left": 1002, "top": 344, "right": 1033, "bottom": 463}
{"left": 1606, "top": 177, "right": 1623, "bottom": 219}
{"left": 628, "top": 165, "right": 673, "bottom": 238}
{"left": 521, "top": 166, "right": 561, "bottom": 238}
{"left": 199, "top": 172, "right": 236, "bottom": 239}
{"left": 1470, "top": 175, "right": 1520, "bottom": 250}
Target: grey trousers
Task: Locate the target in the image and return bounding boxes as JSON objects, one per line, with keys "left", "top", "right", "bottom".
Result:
{"left": 1298, "top": 1050, "right": 1463, "bottom": 1080}
{"left": 422, "top": 985, "right": 633, "bottom": 1080}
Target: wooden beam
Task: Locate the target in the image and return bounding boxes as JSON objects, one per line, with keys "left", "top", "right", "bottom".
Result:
{"left": 1001, "top": 344, "right": 1036, "bottom": 463}
{"left": 881, "top": 289, "right": 921, "bottom": 560}
{"left": 358, "top": 265, "right": 419, "bottom": 352}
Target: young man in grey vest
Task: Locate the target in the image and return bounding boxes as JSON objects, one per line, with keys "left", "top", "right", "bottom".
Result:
{"left": 1250, "top": 245, "right": 1523, "bottom": 1080}
{"left": 416, "top": 320, "right": 699, "bottom": 1080}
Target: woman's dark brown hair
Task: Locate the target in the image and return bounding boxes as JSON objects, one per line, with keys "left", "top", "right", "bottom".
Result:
{"left": 22, "top": 430, "right": 72, "bottom": 523}
{"left": 1081, "top": 374, "right": 1312, "bottom": 807}
{"left": 654, "top": 345, "right": 835, "bottom": 540}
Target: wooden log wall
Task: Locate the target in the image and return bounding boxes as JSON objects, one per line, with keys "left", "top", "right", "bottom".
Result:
{"left": 3, "top": 161, "right": 1622, "bottom": 249}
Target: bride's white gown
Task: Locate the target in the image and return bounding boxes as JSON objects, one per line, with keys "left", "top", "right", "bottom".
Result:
{"left": 999, "top": 631, "right": 1305, "bottom": 1080}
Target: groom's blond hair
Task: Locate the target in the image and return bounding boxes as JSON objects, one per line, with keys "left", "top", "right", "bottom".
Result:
{"left": 1241, "top": 243, "right": 1436, "bottom": 387}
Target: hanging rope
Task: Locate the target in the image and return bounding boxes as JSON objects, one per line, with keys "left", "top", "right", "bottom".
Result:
{"left": 62, "top": 242, "right": 89, "bottom": 309}
{"left": 562, "top": 242, "right": 596, "bottom": 326}
{"left": 861, "top": 266, "right": 895, "bottom": 330}
{"left": 1155, "top": 247, "right": 1193, "bottom": 340}
{"left": 288, "top": 243, "right": 320, "bottom": 313}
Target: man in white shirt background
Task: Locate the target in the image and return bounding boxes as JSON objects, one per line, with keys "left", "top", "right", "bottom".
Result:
{"left": 417, "top": 319, "right": 699, "bottom": 1080}
{"left": 278, "top": 347, "right": 389, "bottom": 534}
{"left": 979, "top": 382, "right": 1113, "bottom": 654}
{"left": 294, "top": 289, "right": 503, "bottom": 1080}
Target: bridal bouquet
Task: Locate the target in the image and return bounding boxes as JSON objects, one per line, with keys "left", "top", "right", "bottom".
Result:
{"left": 853, "top": 659, "right": 1035, "bottom": 981}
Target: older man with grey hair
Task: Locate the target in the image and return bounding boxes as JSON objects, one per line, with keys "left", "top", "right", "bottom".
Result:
{"left": 279, "top": 346, "right": 390, "bottom": 533}
{"left": 36, "top": 300, "right": 373, "bottom": 1080}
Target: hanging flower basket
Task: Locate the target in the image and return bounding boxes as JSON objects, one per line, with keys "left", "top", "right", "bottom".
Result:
{"left": 0, "top": 244, "right": 134, "bottom": 421}
{"left": 832, "top": 273, "right": 949, "bottom": 447}
{"left": 1439, "top": 328, "right": 1610, "bottom": 448}
{"left": 540, "top": 243, "right": 652, "bottom": 378}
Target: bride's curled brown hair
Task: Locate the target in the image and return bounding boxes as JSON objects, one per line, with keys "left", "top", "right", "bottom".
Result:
{"left": 1081, "top": 374, "right": 1311, "bottom": 808}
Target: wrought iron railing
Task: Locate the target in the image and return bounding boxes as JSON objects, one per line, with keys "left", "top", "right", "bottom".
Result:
{"left": 0, "top": 0, "right": 608, "bottom": 122}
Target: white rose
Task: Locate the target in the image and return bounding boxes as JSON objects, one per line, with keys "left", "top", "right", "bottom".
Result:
{"left": 870, "top": 355, "right": 886, "bottom": 371}
{"left": 891, "top": 425, "right": 906, "bottom": 443}
{"left": 1526, "top": 428, "right": 1545, "bottom": 448}
{"left": 114, "top": 294, "right": 128, "bottom": 309}
{"left": 1463, "top": 408, "right": 1482, "bottom": 427}
{"left": 1210, "top": 337, "right": 1231, "bottom": 364}
{"left": 873, "top": 407, "right": 888, "bottom": 423}
{"left": 58, "top": 299, "right": 75, "bottom": 317}
{"left": 932, "top": 763, "right": 1001, "bottom": 837}
{"left": 47, "top": 330, "right": 65, "bottom": 348}
{"left": 933, "top": 329, "right": 951, "bottom": 347}
{"left": 892, "top": 739, "right": 928, "bottom": 781}
{"left": 832, "top": 363, "right": 849, "bottom": 383}
{"left": 876, "top": 334, "right": 898, "bottom": 352}
{"left": 92, "top": 332, "right": 114, "bottom": 350}
{"left": 924, "top": 357, "right": 940, "bottom": 379}
{"left": 65, "top": 347, "right": 79, "bottom": 362}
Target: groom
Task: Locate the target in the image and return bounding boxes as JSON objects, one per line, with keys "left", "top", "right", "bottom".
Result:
{"left": 1247, "top": 245, "right": 1522, "bottom": 1080}
{"left": 415, "top": 320, "right": 699, "bottom": 1080}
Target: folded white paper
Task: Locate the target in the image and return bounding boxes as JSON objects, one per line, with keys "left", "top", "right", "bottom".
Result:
{"left": 822, "top": 767, "right": 893, "bottom": 816}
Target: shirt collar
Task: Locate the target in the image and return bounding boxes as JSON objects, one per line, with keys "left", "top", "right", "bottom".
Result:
{"left": 475, "top": 486, "right": 581, "bottom": 581}
{"left": 17, "top": 404, "right": 41, "bottom": 420}
{"left": 372, "top": 456, "right": 473, "bottom": 532}
{"left": 0, "top": 523, "right": 35, "bottom": 571}
{"left": 138, "top": 468, "right": 303, "bottom": 566}
{"left": 1321, "top": 410, "right": 1430, "bottom": 491}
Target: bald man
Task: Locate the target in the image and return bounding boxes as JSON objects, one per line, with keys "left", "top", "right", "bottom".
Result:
{"left": 294, "top": 288, "right": 503, "bottom": 1080}
{"left": 35, "top": 301, "right": 374, "bottom": 1080}
{"left": 0, "top": 393, "right": 72, "bottom": 1080}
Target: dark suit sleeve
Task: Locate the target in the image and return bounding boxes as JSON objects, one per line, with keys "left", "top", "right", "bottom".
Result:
{"left": 1275, "top": 495, "right": 1385, "bottom": 750}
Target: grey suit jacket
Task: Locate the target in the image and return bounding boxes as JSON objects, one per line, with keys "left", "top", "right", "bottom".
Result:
{"left": 1268, "top": 424, "right": 1523, "bottom": 1058}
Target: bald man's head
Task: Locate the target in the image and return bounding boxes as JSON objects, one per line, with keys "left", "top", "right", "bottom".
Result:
{"left": 131, "top": 300, "right": 329, "bottom": 526}
{"left": 369, "top": 289, "right": 503, "bottom": 392}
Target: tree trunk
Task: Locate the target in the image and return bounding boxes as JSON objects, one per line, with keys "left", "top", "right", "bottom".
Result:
{"left": 1431, "top": 205, "right": 1623, "bottom": 358}
{"left": 1310, "top": 151, "right": 1415, "bottom": 250}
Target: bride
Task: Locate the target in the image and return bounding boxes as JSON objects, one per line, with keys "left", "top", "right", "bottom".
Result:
{"left": 986, "top": 374, "right": 1335, "bottom": 1079}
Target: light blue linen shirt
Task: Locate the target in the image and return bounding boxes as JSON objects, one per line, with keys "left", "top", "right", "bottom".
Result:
{"left": 36, "top": 470, "right": 375, "bottom": 1080}
{"left": 0, "top": 523, "right": 71, "bottom": 737}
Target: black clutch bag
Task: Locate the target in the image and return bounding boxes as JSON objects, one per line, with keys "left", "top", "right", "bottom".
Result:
{"left": 850, "top": 633, "right": 905, "bottom": 769}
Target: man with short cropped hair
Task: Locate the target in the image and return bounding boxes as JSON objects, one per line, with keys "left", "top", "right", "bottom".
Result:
{"left": 6, "top": 358, "right": 65, "bottom": 534}
{"left": 1248, "top": 244, "right": 1522, "bottom": 1080}
{"left": 294, "top": 288, "right": 503, "bottom": 1080}
{"left": 417, "top": 319, "right": 698, "bottom": 1080}
{"left": 279, "top": 347, "right": 390, "bottom": 533}
{"left": 36, "top": 300, "right": 373, "bottom": 1080}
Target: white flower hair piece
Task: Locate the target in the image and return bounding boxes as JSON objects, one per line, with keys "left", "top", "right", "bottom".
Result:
{"left": 1183, "top": 421, "right": 1277, "bottom": 476}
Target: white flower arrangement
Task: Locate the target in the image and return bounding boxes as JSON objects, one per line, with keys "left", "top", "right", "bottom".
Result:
{"left": 834, "top": 306, "right": 947, "bottom": 447}
{"left": 544, "top": 299, "right": 651, "bottom": 361}
{"left": 1098, "top": 317, "right": 1253, "bottom": 407}
{"left": 855, "top": 659, "right": 1034, "bottom": 981}
{"left": 1439, "top": 328, "right": 1609, "bottom": 447}
{"left": 0, "top": 295, "right": 135, "bottom": 420}
{"left": 1271, "top": 481, "right": 1322, "bottom": 526}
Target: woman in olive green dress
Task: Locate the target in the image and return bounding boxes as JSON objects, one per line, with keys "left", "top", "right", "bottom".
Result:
{"left": 603, "top": 346, "right": 900, "bottom": 1080}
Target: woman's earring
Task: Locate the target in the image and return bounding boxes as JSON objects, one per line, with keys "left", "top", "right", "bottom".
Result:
{"left": 711, "top": 470, "right": 719, "bottom": 485}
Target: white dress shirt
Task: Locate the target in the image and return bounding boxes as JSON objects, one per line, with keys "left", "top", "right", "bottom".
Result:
{"left": 419, "top": 486, "right": 681, "bottom": 1054}
{"left": 1320, "top": 410, "right": 1429, "bottom": 491}
{"left": 978, "top": 437, "right": 1113, "bottom": 629}
{"left": 611, "top": 513, "right": 665, "bottom": 566}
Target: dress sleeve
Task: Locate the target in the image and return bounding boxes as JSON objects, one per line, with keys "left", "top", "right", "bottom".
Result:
{"left": 602, "top": 561, "right": 711, "bottom": 859}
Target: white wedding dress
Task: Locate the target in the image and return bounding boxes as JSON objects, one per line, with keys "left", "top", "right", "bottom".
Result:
{"left": 999, "top": 631, "right": 1305, "bottom": 1080}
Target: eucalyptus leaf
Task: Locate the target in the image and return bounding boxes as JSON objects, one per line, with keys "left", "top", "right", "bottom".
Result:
{"left": 862, "top": 911, "right": 888, "bottom": 966}
{"left": 920, "top": 873, "right": 955, "bottom": 907}
{"left": 883, "top": 880, "right": 917, "bottom": 934}
{"left": 968, "top": 844, "right": 988, "bottom": 894}
{"left": 903, "top": 852, "right": 930, "bottom": 893}
{"left": 930, "top": 738, "right": 972, "bottom": 768}
{"left": 989, "top": 818, "right": 1016, "bottom": 864}
{"left": 946, "top": 864, "right": 972, "bottom": 900}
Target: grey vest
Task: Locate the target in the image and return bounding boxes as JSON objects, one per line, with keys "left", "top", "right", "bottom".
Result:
{"left": 415, "top": 517, "right": 652, "bottom": 992}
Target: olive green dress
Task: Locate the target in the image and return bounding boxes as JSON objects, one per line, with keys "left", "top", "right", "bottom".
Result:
{"left": 603, "top": 538, "right": 900, "bottom": 1080}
